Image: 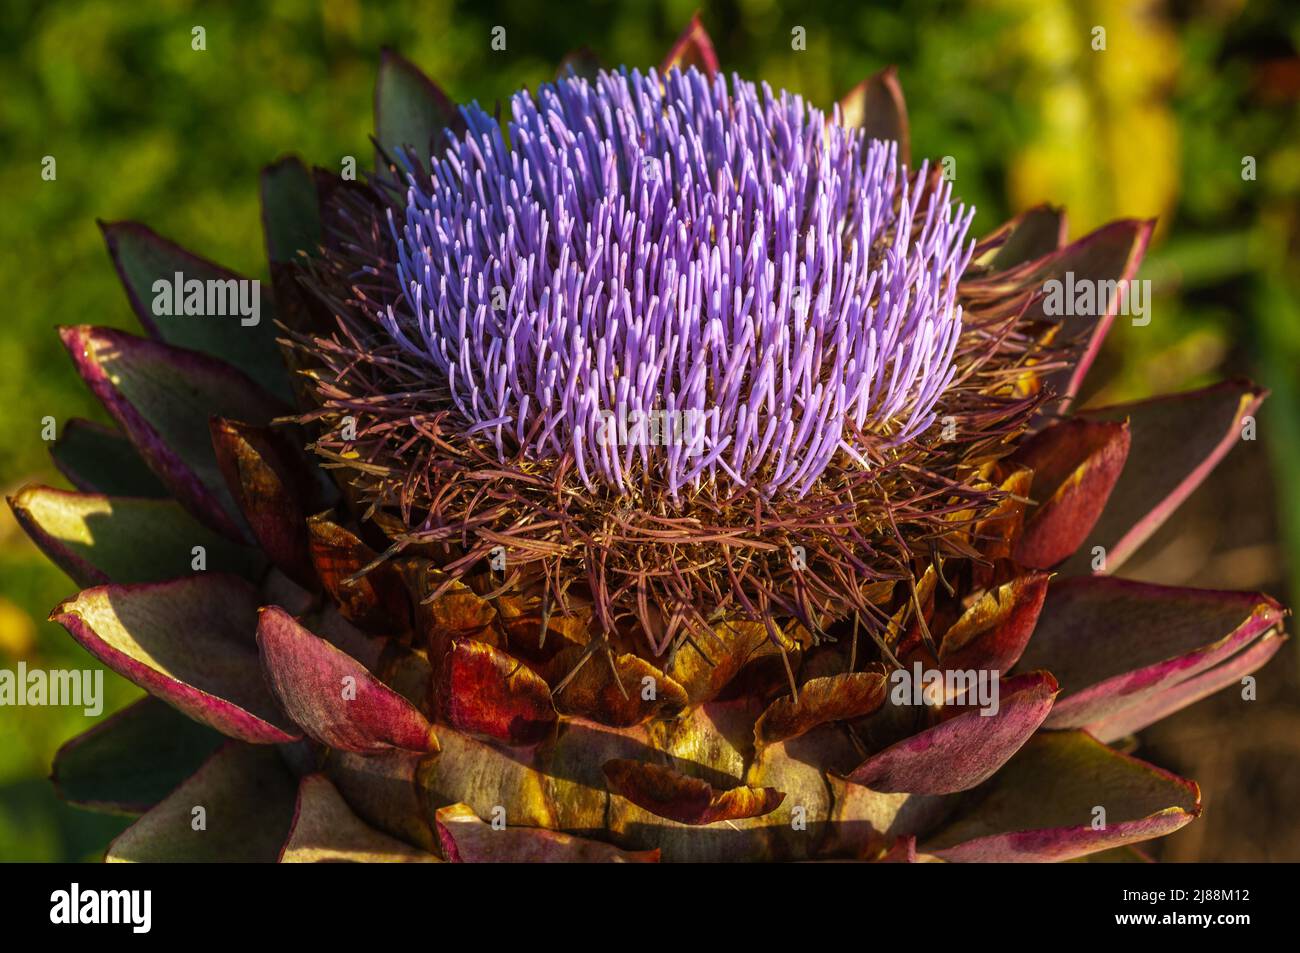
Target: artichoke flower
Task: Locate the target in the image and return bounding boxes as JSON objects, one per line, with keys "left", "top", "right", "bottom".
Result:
{"left": 13, "top": 18, "right": 1288, "bottom": 863}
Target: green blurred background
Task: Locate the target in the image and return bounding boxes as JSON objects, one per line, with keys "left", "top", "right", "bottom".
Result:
{"left": 1, "top": 0, "right": 1298, "bottom": 860}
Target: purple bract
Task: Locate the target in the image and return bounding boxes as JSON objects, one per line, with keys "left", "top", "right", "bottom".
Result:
{"left": 383, "top": 66, "right": 975, "bottom": 498}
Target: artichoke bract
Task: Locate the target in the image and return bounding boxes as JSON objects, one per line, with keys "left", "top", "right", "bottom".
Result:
{"left": 15, "top": 17, "right": 1287, "bottom": 862}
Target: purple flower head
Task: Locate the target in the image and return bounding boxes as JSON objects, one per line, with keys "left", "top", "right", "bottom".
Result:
{"left": 383, "top": 66, "right": 975, "bottom": 499}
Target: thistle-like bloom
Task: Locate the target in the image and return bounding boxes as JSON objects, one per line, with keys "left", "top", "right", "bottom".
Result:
{"left": 14, "top": 19, "right": 1287, "bottom": 864}
{"left": 315, "top": 65, "right": 1030, "bottom": 641}
{"left": 385, "top": 68, "right": 973, "bottom": 498}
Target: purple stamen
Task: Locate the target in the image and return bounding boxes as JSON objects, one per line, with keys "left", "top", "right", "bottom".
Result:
{"left": 383, "top": 66, "right": 973, "bottom": 498}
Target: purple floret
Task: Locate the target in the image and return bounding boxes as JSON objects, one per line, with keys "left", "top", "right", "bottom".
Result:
{"left": 383, "top": 66, "right": 974, "bottom": 499}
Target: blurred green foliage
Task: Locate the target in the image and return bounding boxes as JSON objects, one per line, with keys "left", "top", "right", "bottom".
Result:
{"left": 0, "top": 0, "right": 1296, "bottom": 859}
